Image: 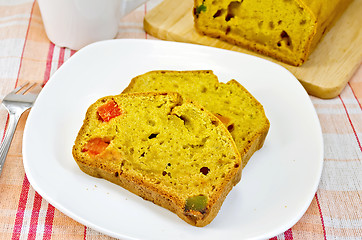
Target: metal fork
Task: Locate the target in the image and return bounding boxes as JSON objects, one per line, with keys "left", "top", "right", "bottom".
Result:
{"left": 0, "top": 82, "right": 42, "bottom": 176}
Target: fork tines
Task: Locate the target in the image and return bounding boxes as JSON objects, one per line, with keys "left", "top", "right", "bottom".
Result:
{"left": 14, "top": 82, "right": 41, "bottom": 95}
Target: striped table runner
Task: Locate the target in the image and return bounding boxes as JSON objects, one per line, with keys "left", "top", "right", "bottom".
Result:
{"left": 0, "top": 0, "right": 361, "bottom": 239}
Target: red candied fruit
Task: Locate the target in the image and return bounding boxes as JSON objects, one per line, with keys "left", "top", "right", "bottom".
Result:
{"left": 82, "top": 138, "right": 110, "bottom": 156}
{"left": 97, "top": 100, "right": 122, "bottom": 122}
{"left": 214, "top": 113, "right": 231, "bottom": 125}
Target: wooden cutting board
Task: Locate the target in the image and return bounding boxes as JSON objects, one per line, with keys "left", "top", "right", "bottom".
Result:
{"left": 144, "top": 0, "right": 362, "bottom": 99}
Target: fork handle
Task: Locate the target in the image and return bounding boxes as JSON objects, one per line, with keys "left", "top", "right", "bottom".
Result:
{"left": 0, "top": 112, "right": 21, "bottom": 176}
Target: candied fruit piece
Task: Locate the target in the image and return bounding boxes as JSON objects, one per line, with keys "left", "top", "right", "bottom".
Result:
{"left": 82, "top": 138, "right": 110, "bottom": 155}
{"left": 185, "top": 195, "right": 207, "bottom": 212}
{"left": 214, "top": 113, "right": 231, "bottom": 126}
{"left": 97, "top": 100, "right": 122, "bottom": 122}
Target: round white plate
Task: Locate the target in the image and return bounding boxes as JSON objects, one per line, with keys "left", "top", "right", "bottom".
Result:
{"left": 23, "top": 39, "right": 323, "bottom": 240}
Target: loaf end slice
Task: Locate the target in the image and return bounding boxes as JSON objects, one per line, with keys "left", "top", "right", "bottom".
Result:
{"left": 193, "top": 0, "right": 352, "bottom": 66}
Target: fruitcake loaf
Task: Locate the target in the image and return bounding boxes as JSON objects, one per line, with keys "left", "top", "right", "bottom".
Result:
{"left": 72, "top": 92, "right": 242, "bottom": 227}
{"left": 193, "top": 0, "right": 352, "bottom": 66}
{"left": 123, "top": 70, "right": 269, "bottom": 168}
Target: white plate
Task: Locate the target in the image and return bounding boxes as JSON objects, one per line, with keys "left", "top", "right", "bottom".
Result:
{"left": 23, "top": 39, "right": 323, "bottom": 240}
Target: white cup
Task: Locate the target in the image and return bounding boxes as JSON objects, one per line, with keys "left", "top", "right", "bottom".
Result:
{"left": 38, "top": 0, "right": 148, "bottom": 50}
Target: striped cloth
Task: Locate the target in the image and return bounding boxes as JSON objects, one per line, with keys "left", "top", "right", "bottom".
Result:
{"left": 0, "top": 0, "right": 361, "bottom": 239}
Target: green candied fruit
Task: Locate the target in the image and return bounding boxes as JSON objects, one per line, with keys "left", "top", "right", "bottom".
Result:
{"left": 185, "top": 195, "right": 207, "bottom": 212}
{"left": 195, "top": 4, "right": 207, "bottom": 15}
